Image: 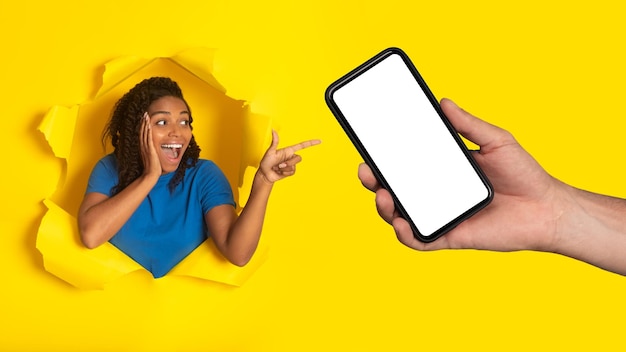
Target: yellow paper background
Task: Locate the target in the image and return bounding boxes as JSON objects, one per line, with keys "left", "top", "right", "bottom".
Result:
{"left": 2, "top": 0, "right": 626, "bottom": 351}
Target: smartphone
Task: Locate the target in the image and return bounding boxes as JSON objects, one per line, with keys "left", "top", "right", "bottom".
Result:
{"left": 325, "top": 47, "right": 493, "bottom": 242}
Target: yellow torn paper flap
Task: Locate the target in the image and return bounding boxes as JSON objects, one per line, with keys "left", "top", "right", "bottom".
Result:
{"left": 38, "top": 105, "right": 79, "bottom": 160}
{"left": 37, "top": 199, "right": 144, "bottom": 290}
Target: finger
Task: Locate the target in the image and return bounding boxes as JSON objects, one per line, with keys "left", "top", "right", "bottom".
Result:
{"left": 391, "top": 218, "right": 450, "bottom": 251}
{"left": 279, "top": 168, "right": 296, "bottom": 177}
{"left": 440, "top": 98, "right": 513, "bottom": 150}
{"left": 145, "top": 113, "right": 154, "bottom": 151}
{"left": 282, "top": 139, "right": 321, "bottom": 154}
{"left": 269, "top": 129, "right": 280, "bottom": 151}
{"left": 272, "top": 163, "right": 294, "bottom": 172}
{"left": 357, "top": 163, "right": 380, "bottom": 192}
{"left": 141, "top": 113, "right": 150, "bottom": 151}
{"left": 278, "top": 155, "right": 302, "bottom": 168}
{"left": 374, "top": 188, "right": 396, "bottom": 224}
{"left": 391, "top": 218, "right": 424, "bottom": 249}
{"left": 272, "top": 162, "right": 296, "bottom": 174}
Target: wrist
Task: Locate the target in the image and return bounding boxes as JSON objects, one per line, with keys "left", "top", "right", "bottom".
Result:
{"left": 529, "top": 179, "right": 574, "bottom": 254}
{"left": 254, "top": 170, "right": 275, "bottom": 186}
{"left": 549, "top": 182, "right": 607, "bottom": 257}
{"left": 140, "top": 171, "right": 160, "bottom": 186}
{"left": 251, "top": 171, "right": 275, "bottom": 195}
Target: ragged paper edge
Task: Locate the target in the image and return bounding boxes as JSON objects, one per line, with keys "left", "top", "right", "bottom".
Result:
{"left": 36, "top": 48, "right": 272, "bottom": 289}
{"left": 94, "top": 56, "right": 154, "bottom": 99}
{"left": 36, "top": 199, "right": 144, "bottom": 290}
{"left": 170, "top": 48, "right": 227, "bottom": 94}
{"left": 38, "top": 105, "right": 79, "bottom": 160}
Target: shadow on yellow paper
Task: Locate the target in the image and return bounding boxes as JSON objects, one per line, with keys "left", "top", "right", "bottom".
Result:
{"left": 37, "top": 48, "right": 272, "bottom": 289}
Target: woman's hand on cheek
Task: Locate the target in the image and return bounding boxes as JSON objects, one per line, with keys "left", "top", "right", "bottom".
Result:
{"left": 258, "top": 130, "right": 320, "bottom": 184}
{"left": 140, "top": 112, "right": 162, "bottom": 179}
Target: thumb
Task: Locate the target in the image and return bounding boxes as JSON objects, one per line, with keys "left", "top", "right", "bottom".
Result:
{"left": 269, "top": 129, "right": 279, "bottom": 151}
{"left": 440, "top": 98, "right": 507, "bottom": 149}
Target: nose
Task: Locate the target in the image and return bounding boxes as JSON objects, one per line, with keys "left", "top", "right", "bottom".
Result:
{"left": 167, "top": 123, "right": 181, "bottom": 137}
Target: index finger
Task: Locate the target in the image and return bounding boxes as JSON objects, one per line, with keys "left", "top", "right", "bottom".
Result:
{"left": 282, "top": 139, "right": 321, "bottom": 153}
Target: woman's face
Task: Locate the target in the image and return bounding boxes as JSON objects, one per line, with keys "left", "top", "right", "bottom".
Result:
{"left": 146, "top": 96, "right": 193, "bottom": 174}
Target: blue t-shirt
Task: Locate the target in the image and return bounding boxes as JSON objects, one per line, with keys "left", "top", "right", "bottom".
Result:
{"left": 86, "top": 154, "right": 235, "bottom": 278}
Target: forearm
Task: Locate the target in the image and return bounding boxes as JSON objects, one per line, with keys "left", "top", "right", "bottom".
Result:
{"left": 223, "top": 172, "right": 273, "bottom": 266}
{"left": 78, "top": 174, "right": 158, "bottom": 248}
{"left": 553, "top": 184, "right": 626, "bottom": 275}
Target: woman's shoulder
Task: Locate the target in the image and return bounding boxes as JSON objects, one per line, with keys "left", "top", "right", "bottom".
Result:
{"left": 190, "top": 159, "right": 227, "bottom": 179}
{"left": 195, "top": 158, "right": 219, "bottom": 169}
{"left": 99, "top": 153, "right": 117, "bottom": 164}
{"left": 189, "top": 159, "right": 232, "bottom": 194}
{"left": 92, "top": 153, "right": 118, "bottom": 173}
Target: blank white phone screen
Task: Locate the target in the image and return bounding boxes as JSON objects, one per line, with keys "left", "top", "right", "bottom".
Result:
{"left": 332, "top": 53, "right": 489, "bottom": 237}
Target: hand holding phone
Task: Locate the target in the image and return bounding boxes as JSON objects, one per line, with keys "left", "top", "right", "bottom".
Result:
{"left": 326, "top": 47, "right": 493, "bottom": 242}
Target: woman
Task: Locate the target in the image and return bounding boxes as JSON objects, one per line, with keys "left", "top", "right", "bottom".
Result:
{"left": 78, "top": 77, "right": 319, "bottom": 278}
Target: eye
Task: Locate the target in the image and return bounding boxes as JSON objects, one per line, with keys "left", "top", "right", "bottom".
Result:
{"left": 155, "top": 120, "right": 166, "bottom": 126}
{"left": 180, "top": 120, "right": 190, "bottom": 126}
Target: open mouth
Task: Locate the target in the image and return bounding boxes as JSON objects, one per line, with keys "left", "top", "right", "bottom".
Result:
{"left": 161, "top": 143, "right": 183, "bottom": 160}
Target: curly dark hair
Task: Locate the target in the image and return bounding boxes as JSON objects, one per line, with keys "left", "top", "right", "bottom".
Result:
{"left": 102, "top": 76, "right": 201, "bottom": 194}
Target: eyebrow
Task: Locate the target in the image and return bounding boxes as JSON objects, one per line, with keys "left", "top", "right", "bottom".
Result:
{"left": 150, "top": 110, "right": 190, "bottom": 116}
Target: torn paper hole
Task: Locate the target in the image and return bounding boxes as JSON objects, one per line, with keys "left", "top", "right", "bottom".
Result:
{"left": 37, "top": 48, "right": 272, "bottom": 289}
